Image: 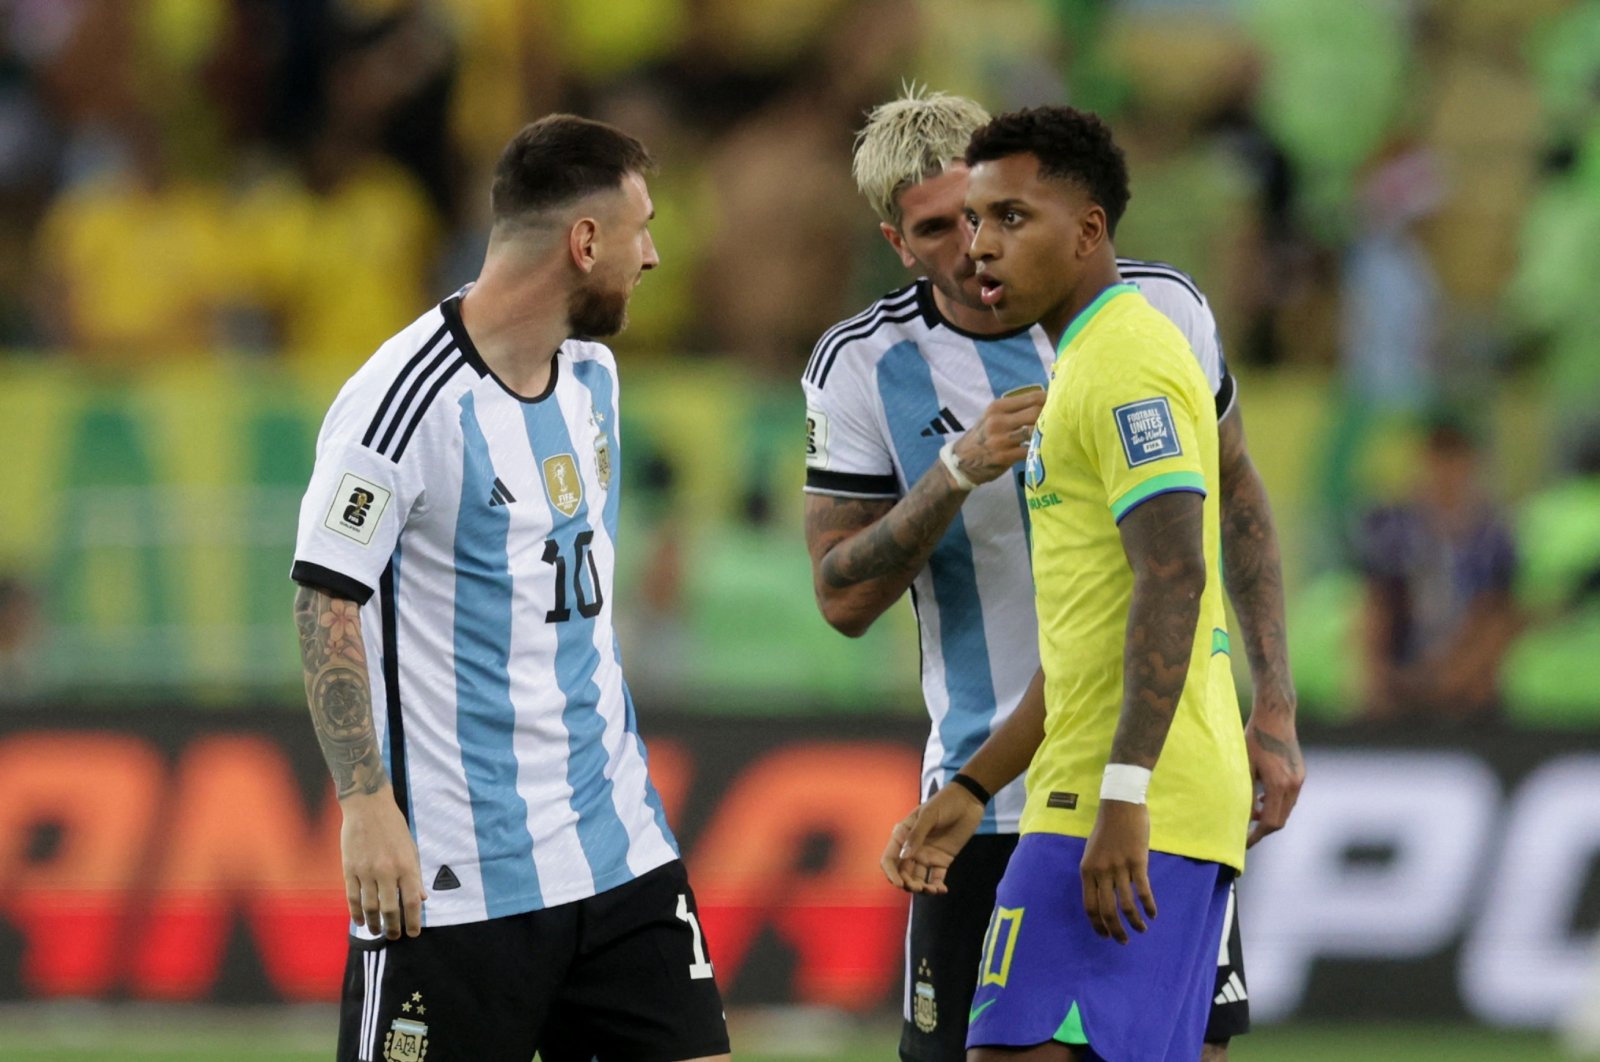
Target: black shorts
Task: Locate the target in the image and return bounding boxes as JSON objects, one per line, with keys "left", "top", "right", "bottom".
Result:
{"left": 1205, "top": 877, "right": 1251, "bottom": 1045}
{"left": 337, "top": 859, "right": 728, "bottom": 1062}
{"left": 898, "top": 835, "right": 1251, "bottom": 1061}
{"left": 900, "top": 833, "right": 1018, "bottom": 1062}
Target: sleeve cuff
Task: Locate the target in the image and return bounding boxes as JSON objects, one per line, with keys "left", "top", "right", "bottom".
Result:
{"left": 1110, "top": 471, "right": 1207, "bottom": 523}
{"left": 804, "top": 468, "right": 900, "bottom": 498}
{"left": 1215, "top": 372, "right": 1238, "bottom": 422}
{"left": 291, "top": 560, "right": 376, "bottom": 604}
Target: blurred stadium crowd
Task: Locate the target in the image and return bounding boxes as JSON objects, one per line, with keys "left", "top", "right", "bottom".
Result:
{"left": 1, "top": 0, "right": 1599, "bottom": 724}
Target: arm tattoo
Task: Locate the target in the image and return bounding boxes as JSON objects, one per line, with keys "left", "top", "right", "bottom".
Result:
{"left": 812, "top": 457, "right": 960, "bottom": 588}
{"left": 814, "top": 468, "right": 966, "bottom": 590}
{"left": 1217, "top": 412, "right": 1295, "bottom": 715}
{"left": 294, "top": 584, "right": 388, "bottom": 799}
{"left": 1110, "top": 492, "right": 1208, "bottom": 769}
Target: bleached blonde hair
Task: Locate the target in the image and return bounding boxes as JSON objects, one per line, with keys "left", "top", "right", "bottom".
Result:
{"left": 852, "top": 84, "right": 992, "bottom": 227}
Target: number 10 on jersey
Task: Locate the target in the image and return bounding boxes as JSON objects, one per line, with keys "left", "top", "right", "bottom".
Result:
{"left": 541, "top": 531, "right": 604, "bottom": 622}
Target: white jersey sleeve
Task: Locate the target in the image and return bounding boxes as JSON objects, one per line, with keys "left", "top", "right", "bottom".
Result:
{"left": 1119, "top": 259, "right": 1238, "bottom": 421}
{"left": 292, "top": 367, "right": 428, "bottom": 603}
{"left": 801, "top": 288, "right": 920, "bottom": 498}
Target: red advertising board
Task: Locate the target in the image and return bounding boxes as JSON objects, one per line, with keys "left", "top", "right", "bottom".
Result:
{"left": 2, "top": 710, "right": 1597, "bottom": 1028}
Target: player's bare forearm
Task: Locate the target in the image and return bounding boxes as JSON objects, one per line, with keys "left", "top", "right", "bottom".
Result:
{"left": 1218, "top": 411, "right": 1295, "bottom": 713}
{"left": 805, "top": 468, "right": 965, "bottom": 635}
{"left": 960, "top": 667, "right": 1045, "bottom": 795}
{"left": 1109, "top": 492, "right": 1207, "bottom": 768}
{"left": 294, "top": 583, "right": 388, "bottom": 799}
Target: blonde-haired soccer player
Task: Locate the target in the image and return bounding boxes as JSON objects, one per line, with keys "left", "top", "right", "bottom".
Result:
{"left": 806, "top": 88, "right": 1301, "bottom": 1062}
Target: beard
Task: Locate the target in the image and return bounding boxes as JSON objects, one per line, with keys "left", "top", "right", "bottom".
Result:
{"left": 568, "top": 278, "right": 631, "bottom": 338}
{"left": 917, "top": 255, "right": 985, "bottom": 312}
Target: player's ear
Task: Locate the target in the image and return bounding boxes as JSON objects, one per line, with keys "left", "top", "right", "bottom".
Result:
{"left": 568, "top": 216, "right": 600, "bottom": 275}
{"left": 1078, "top": 205, "right": 1108, "bottom": 260}
{"left": 880, "top": 222, "right": 917, "bottom": 269}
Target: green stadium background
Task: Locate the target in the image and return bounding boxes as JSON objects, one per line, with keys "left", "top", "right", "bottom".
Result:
{"left": 3, "top": 1, "right": 1600, "bottom": 1059}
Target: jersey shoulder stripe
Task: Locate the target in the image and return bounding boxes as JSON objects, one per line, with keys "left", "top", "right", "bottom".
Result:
{"left": 806, "top": 284, "right": 917, "bottom": 369}
{"left": 372, "top": 340, "right": 461, "bottom": 457}
{"left": 361, "top": 321, "right": 453, "bottom": 449}
{"left": 389, "top": 351, "right": 472, "bottom": 461}
{"left": 814, "top": 305, "right": 921, "bottom": 390}
{"left": 805, "top": 285, "right": 918, "bottom": 386}
{"left": 1116, "top": 258, "right": 1204, "bottom": 305}
{"left": 806, "top": 284, "right": 921, "bottom": 388}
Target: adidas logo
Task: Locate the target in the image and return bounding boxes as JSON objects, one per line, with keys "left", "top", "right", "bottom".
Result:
{"left": 1214, "top": 971, "right": 1248, "bottom": 1006}
{"left": 488, "top": 477, "right": 516, "bottom": 507}
{"left": 919, "top": 407, "right": 966, "bottom": 437}
{"left": 432, "top": 865, "right": 461, "bottom": 891}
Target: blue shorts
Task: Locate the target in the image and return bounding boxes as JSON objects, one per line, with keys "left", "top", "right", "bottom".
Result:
{"left": 965, "top": 833, "right": 1230, "bottom": 1062}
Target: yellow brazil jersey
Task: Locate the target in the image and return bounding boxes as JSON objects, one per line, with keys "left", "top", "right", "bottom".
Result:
{"left": 1020, "top": 282, "right": 1251, "bottom": 872}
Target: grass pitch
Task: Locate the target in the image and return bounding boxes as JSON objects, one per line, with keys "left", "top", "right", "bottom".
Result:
{"left": 1, "top": 1005, "right": 1571, "bottom": 1061}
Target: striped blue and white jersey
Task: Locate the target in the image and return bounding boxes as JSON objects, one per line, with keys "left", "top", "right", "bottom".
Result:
{"left": 802, "top": 260, "right": 1234, "bottom": 834}
{"left": 292, "top": 291, "right": 678, "bottom": 928}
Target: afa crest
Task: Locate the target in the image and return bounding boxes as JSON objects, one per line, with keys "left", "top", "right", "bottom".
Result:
{"left": 913, "top": 958, "right": 938, "bottom": 1033}
{"left": 383, "top": 1016, "right": 429, "bottom": 1061}
{"left": 589, "top": 405, "right": 612, "bottom": 490}
{"left": 543, "top": 454, "right": 583, "bottom": 517}
{"left": 594, "top": 434, "right": 612, "bottom": 490}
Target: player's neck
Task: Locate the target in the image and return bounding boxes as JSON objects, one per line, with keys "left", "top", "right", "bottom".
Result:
{"left": 929, "top": 282, "right": 1007, "bottom": 336}
{"left": 1039, "top": 256, "right": 1124, "bottom": 349}
{"left": 458, "top": 266, "right": 567, "bottom": 398}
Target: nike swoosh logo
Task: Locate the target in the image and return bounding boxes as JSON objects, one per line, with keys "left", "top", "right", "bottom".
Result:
{"left": 969, "top": 999, "right": 997, "bottom": 1023}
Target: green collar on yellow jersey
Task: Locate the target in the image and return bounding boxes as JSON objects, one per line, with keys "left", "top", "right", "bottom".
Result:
{"left": 1055, "top": 282, "right": 1139, "bottom": 356}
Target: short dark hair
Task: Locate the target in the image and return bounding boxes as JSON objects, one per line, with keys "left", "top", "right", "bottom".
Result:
{"left": 491, "top": 114, "right": 654, "bottom": 223}
{"left": 965, "top": 106, "right": 1131, "bottom": 236}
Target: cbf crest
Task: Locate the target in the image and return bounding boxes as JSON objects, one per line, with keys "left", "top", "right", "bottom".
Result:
{"left": 1024, "top": 426, "right": 1046, "bottom": 490}
{"left": 543, "top": 454, "right": 583, "bottom": 517}
{"left": 913, "top": 958, "right": 938, "bottom": 1033}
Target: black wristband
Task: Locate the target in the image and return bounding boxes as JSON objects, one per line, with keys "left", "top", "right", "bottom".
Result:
{"left": 950, "top": 772, "right": 992, "bottom": 806}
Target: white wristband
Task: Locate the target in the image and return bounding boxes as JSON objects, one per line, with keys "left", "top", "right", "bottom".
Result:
{"left": 1100, "top": 764, "right": 1152, "bottom": 805}
{"left": 939, "top": 440, "right": 977, "bottom": 492}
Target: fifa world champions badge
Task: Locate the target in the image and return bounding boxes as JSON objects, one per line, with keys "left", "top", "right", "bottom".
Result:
{"left": 543, "top": 454, "right": 583, "bottom": 517}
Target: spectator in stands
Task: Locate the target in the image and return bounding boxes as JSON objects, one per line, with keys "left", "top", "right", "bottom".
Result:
{"left": 32, "top": 110, "right": 234, "bottom": 360}
{"left": 1357, "top": 411, "right": 1520, "bottom": 723}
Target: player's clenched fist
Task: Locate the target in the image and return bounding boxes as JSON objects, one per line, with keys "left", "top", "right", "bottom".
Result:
{"left": 949, "top": 389, "right": 1047, "bottom": 485}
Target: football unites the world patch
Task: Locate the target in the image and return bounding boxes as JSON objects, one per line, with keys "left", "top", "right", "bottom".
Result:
{"left": 1112, "top": 397, "right": 1182, "bottom": 468}
{"left": 324, "top": 472, "right": 392, "bottom": 546}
